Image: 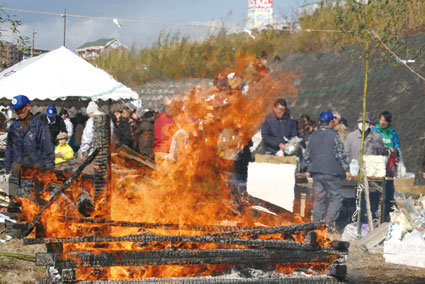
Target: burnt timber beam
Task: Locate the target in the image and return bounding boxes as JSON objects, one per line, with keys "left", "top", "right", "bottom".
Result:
{"left": 59, "top": 216, "right": 324, "bottom": 236}
{"left": 24, "top": 234, "right": 346, "bottom": 255}
{"left": 37, "top": 275, "right": 339, "bottom": 284}
{"left": 207, "top": 222, "right": 326, "bottom": 238}
{"left": 59, "top": 216, "right": 257, "bottom": 232}
{"left": 36, "top": 248, "right": 338, "bottom": 268}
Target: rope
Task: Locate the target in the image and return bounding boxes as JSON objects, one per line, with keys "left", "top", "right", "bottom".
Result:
{"left": 2, "top": 7, "right": 344, "bottom": 34}
{"left": 2, "top": 7, "right": 232, "bottom": 29}
{"left": 352, "top": 183, "right": 364, "bottom": 223}
{"left": 369, "top": 29, "right": 425, "bottom": 83}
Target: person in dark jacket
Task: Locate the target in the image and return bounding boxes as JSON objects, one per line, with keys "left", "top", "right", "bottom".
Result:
{"left": 117, "top": 107, "right": 133, "bottom": 149}
{"left": 136, "top": 110, "right": 155, "bottom": 159}
{"left": 40, "top": 105, "right": 67, "bottom": 147}
{"left": 5, "top": 95, "right": 55, "bottom": 174}
{"left": 261, "top": 98, "right": 298, "bottom": 154}
{"left": 304, "top": 110, "right": 351, "bottom": 230}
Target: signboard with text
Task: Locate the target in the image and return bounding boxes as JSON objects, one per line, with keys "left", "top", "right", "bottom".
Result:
{"left": 248, "top": 0, "right": 273, "bottom": 10}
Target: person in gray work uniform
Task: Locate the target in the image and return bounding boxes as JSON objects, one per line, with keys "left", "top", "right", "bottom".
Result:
{"left": 304, "top": 110, "right": 352, "bottom": 231}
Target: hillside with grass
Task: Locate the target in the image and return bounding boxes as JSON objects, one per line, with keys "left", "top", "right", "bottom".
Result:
{"left": 93, "top": 1, "right": 425, "bottom": 180}
{"left": 93, "top": 0, "right": 425, "bottom": 89}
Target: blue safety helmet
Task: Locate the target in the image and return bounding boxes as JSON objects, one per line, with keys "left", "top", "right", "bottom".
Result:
{"left": 10, "top": 95, "right": 30, "bottom": 110}
{"left": 46, "top": 105, "right": 57, "bottom": 118}
{"left": 318, "top": 110, "right": 334, "bottom": 124}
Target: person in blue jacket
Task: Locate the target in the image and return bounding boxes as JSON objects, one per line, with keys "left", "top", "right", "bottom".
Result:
{"left": 261, "top": 98, "right": 298, "bottom": 154}
{"left": 5, "top": 95, "right": 55, "bottom": 175}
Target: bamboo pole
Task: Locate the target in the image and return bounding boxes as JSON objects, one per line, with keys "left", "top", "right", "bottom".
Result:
{"left": 357, "top": 2, "right": 371, "bottom": 237}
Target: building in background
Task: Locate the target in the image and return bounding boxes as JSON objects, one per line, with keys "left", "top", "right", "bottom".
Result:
{"left": 30, "top": 48, "right": 50, "bottom": 58}
{"left": 245, "top": 0, "right": 274, "bottom": 30}
{"left": 0, "top": 42, "right": 48, "bottom": 71}
{"left": 76, "top": 38, "right": 123, "bottom": 61}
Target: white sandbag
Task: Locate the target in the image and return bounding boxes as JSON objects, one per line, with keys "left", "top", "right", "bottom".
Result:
{"left": 247, "top": 162, "right": 296, "bottom": 212}
{"left": 384, "top": 227, "right": 425, "bottom": 268}
{"left": 363, "top": 155, "right": 386, "bottom": 177}
{"left": 341, "top": 222, "right": 369, "bottom": 242}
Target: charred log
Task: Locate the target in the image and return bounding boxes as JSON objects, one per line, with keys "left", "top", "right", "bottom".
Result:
{"left": 75, "top": 190, "right": 94, "bottom": 217}
{"left": 24, "top": 234, "right": 344, "bottom": 255}
{"left": 36, "top": 248, "right": 338, "bottom": 268}
{"left": 37, "top": 275, "right": 339, "bottom": 284}
{"left": 59, "top": 216, "right": 324, "bottom": 236}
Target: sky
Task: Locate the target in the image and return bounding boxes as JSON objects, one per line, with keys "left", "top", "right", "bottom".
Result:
{"left": 1, "top": 0, "right": 316, "bottom": 52}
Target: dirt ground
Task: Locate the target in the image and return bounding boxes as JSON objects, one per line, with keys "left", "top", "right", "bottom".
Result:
{"left": 1, "top": 239, "right": 425, "bottom": 283}
{"left": 0, "top": 240, "right": 45, "bottom": 284}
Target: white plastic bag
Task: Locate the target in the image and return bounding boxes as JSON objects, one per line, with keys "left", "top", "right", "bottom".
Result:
{"left": 349, "top": 159, "right": 360, "bottom": 176}
{"left": 284, "top": 137, "right": 303, "bottom": 156}
{"left": 342, "top": 222, "right": 369, "bottom": 241}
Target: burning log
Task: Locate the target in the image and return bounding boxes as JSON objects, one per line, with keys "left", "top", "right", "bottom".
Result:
{"left": 75, "top": 189, "right": 94, "bottom": 217}
{"left": 23, "top": 232, "right": 346, "bottom": 254}
{"left": 21, "top": 148, "right": 100, "bottom": 236}
{"left": 36, "top": 275, "right": 340, "bottom": 284}
{"left": 207, "top": 222, "right": 326, "bottom": 238}
{"left": 36, "top": 248, "right": 338, "bottom": 268}
{"left": 59, "top": 216, "right": 325, "bottom": 236}
{"left": 117, "top": 145, "right": 157, "bottom": 171}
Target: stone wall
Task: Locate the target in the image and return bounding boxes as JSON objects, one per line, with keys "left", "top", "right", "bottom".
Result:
{"left": 139, "top": 79, "right": 212, "bottom": 110}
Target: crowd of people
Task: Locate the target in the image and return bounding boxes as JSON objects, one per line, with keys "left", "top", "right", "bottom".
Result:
{"left": 260, "top": 99, "right": 403, "bottom": 231}
{"left": 3, "top": 95, "right": 160, "bottom": 173}
{"left": 2, "top": 93, "right": 421, "bottom": 233}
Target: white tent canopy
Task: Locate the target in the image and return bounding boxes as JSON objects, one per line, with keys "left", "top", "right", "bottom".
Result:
{"left": 0, "top": 46, "right": 138, "bottom": 103}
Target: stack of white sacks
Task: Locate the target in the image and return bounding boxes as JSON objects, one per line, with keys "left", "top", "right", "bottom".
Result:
{"left": 384, "top": 193, "right": 425, "bottom": 268}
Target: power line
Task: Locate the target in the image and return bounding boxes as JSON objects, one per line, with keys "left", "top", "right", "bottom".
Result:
{"left": 2, "top": 7, "right": 342, "bottom": 33}
{"left": 2, "top": 7, "right": 235, "bottom": 30}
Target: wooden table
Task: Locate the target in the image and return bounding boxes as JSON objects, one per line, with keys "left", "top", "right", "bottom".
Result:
{"left": 294, "top": 173, "right": 393, "bottom": 224}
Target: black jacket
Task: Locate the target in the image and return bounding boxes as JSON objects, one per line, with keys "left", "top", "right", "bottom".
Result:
{"left": 261, "top": 113, "right": 298, "bottom": 154}
{"left": 117, "top": 117, "right": 133, "bottom": 148}
{"left": 40, "top": 115, "right": 67, "bottom": 147}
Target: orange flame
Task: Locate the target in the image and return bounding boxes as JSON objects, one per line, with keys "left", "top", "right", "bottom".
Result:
{"left": 17, "top": 67, "right": 338, "bottom": 280}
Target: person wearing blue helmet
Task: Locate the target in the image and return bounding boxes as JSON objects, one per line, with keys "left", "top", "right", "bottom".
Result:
{"left": 5, "top": 95, "right": 55, "bottom": 176}
{"left": 39, "top": 105, "right": 67, "bottom": 147}
{"left": 304, "top": 110, "right": 351, "bottom": 232}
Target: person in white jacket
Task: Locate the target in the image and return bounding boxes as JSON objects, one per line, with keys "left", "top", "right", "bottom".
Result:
{"left": 77, "top": 101, "right": 99, "bottom": 158}
{"left": 60, "top": 109, "right": 73, "bottom": 143}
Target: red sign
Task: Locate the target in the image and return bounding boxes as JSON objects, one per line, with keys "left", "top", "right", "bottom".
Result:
{"left": 248, "top": 0, "right": 273, "bottom": 10}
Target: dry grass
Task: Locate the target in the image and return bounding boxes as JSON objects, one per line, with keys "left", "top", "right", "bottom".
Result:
{"left": 92, "top": 1, "right": 425, "bottom": 89}
{"left": 0, "top": 240, "right": 45, "bottom": 284}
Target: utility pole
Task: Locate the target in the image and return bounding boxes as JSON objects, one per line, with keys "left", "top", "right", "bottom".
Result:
{"left": 31, "top": 29, "right": 37, "bottom": 57}
{"left": 62, "top": 8, "right": 67, "bottom": 47}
